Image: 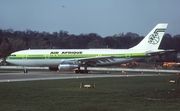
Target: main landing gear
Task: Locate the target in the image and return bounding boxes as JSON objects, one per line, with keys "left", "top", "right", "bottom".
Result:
{"left": 75, "top": 70, "right": 89, "bottom": 74}
{"left": 75, "top": 64, "right": 90, "bottom": 74}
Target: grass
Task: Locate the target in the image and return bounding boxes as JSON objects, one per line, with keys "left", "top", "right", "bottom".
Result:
{"left": 0, "top": 76, "right": 180, "bottom": 111}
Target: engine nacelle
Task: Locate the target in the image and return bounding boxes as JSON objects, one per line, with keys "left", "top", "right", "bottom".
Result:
{"left": 58, "top": 62, "right": 79, "bottom": 71}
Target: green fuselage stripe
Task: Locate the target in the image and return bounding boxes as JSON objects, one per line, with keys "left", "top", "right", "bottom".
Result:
{"left": 8, "top": 53, "right": 146, "bottom": 59}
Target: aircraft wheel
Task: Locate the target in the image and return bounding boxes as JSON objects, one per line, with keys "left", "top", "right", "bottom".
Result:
{"left": 75, "top": 70, "right": 80, "bottom": 73}
{"left": 23, "top": 68, "right": 28, "bottom": 73}
{"left": 75, "top": 70, "right": 89, "bottom": 74}
{"left": 24, "top": 70, "right": 28, "bottom": 73}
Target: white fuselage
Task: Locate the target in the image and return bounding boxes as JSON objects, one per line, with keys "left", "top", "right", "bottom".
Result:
{"left": 6, "top": 49, "right": 147, "bottom": 67}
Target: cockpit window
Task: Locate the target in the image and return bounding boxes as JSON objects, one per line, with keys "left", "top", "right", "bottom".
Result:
{"left": 11, "top": 54, "right": 16, "bottom": 56}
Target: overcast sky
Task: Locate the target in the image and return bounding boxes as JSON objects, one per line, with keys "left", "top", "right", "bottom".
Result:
{"left": 0, "top": 0, "right": 179, "bottom": 37}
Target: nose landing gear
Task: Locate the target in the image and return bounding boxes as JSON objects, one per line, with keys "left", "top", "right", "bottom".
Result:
{"left": 23, "top": 66, "right": 28, "bottom": 73}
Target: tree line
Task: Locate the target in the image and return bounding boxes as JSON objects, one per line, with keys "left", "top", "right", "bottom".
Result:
{"left": 0, "top": 28, "right": 180, "bottom": 62}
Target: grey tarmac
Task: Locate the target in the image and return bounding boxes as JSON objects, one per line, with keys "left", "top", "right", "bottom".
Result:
{"left": 0, "top": 70, "right": 175, "bottom": 82}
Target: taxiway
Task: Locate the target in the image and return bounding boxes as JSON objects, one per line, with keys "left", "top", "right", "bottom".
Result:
{"left": 0, "top": 70, "right": 176, "bottom": 82}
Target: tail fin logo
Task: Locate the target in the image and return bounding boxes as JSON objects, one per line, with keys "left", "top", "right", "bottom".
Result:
{"left": 148, "top": 28, "right": 165, "bottom": 45}
{"left": 148, "top": 32, "right": 159, "bottom": 44}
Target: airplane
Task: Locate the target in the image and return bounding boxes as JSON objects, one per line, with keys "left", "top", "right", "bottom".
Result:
{"left": 6, "top": 23, "right": 168, "bottom": 73}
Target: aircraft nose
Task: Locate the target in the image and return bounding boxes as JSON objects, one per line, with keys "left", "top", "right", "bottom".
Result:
{"left": 0, "top": 58, "right": 3, "bottom": 63}
{"left": 5, "top": 56, "right": 10, "bottom": 63}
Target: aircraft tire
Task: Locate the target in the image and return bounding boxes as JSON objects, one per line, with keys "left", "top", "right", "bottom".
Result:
{"left": 75, "top": 70, "right": 89, "bottom": 74}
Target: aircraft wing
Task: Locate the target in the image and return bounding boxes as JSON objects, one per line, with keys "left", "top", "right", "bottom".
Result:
{"left": 75, "top": 56, "right": 115, "bottom": 66}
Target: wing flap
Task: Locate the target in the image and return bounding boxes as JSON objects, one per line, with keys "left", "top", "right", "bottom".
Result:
{"left": 76, "top": 56, "right": 115, "bottom": 64}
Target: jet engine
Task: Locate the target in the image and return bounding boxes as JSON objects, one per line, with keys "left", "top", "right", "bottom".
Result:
{"left": 58, "top": 62, "right": 79, "bottom": 71}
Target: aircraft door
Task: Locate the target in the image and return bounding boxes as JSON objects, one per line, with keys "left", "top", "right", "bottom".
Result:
{"left": 22, "top": 54, "right": 27, "bottom": 59}
{"left": 45, "top": 54, "right": 50, "bottom": 59}
{"left": 126, "top": 54, "right": 131, "bottom": 58}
